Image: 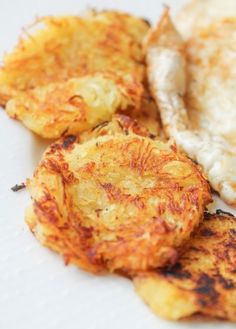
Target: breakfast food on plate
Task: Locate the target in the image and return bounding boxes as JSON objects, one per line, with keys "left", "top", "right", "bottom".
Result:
{"left": 134, "top": 212, "right": 236, "bottom": 321}
{"left": 25, "top": 115, "right": 211, "bottom": 273}
{"left": 6, "top": 72, "right": 143, "bottom": 139}
{"left": 4, "top": 2, "right": 236, "bottom": 323}
{"left": 0, "top": 11, "right": 149, "bottom": 106}
{"left": 176, "top": 0, "right": 236, "bottom": 39}
{"left": 145, "top": 9, "right": 236, "bottom": 205}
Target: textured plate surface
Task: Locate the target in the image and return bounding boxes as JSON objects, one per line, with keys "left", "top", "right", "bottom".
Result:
{"left": 0, "top": 1, "right": 235, "bottom": 328}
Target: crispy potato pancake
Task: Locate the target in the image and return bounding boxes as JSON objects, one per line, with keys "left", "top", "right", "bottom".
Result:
{"left": 134, "top": 212, "right": 236, "bottom": 321}
{"left": 176, "top": 0, "right": 236, "bottom": 39}
{"left": 0, "top": 11, "right": 149, "bottom": 105}
{"left": 6, "top": 72, "right": 143, "bottom": 139}
{"left": 145, "top": 10, "right": 236, "bottom": 205}
{"left": 25, "top": 116, "right": 211, "bottom": 273}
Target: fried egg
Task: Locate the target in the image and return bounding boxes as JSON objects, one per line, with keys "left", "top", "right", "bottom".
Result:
{"left": 145, "top": 9, "right": 236, "bottom": 205}
{"left": 176, "top": 0, "right": 236, "bottom": 39}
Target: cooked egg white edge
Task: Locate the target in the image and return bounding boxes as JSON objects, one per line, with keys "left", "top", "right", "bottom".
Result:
{"left": 146, "top": 14, "right": 236, "bottom": 205}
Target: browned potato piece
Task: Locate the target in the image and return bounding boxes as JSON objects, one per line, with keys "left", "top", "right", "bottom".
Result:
{"left": 26, "top": 116, "right": 211, "bottom": 273}
{"left": 0, "top": 11, "right": 149, "bottom": 105}
{"left": 6, "top": 72, "right": 143, "bottom": 139}
{"left": 134, "top": 212, "right": 236, "bottom": 321}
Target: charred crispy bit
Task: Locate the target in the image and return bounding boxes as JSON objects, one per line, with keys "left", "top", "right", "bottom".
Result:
{"left": 145, "top": 9, "right": 236, "bottom": 205}
{"left": 62, "top": 135, "right": 77, "bottom": 149}
{"left": 134, "top": 213, "right": 236, "bottom": 321}
{"left": 11, "top": 183, "right": 26, "bottom": 192}
{"left": 6, "top": 72, "right": 143, "bottom": 139}
{"left": 0, "top": 11, "right": 149, "bottom": 105}
{"left": 25, "top": 116, "right": 211, "bottom": 273}
{"left": 216, "top": 209, "right": 235, "bottom": 218}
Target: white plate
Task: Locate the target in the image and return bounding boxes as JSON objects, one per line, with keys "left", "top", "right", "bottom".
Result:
{"left": 0, "top": 1, "right": 235, "bottom": 328}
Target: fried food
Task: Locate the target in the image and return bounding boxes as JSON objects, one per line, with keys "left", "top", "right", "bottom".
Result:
{"left": 0, "top": 11, "right": 149, "bottom": 106}
{"left": 25, "top": 115, "right": 211, "bottom": 273}
{"left": 176, "top": 0, "right": 236, "bottom": 39}
{"left": 134, "top": 212, "right": 236, "bottom": 321}
{"left": 145, "top": 9, "right": 236, "bottom": 205}
{"left": 128, "top": 90, "right": 161, "bottom": 137}
{"left": 79, "top": 114, "right": 155, "bottom": 144}
{"left": 6, "top": 72, "right": 143, "bottom": 139}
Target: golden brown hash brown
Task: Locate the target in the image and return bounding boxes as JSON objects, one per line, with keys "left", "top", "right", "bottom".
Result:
{"left": 25, "top": 115, "right": 211, "bottom": 273}
{"left": 0, "top": 11, "right": 149, "bottom": 105}
{"left": 6, "top": 72, "right": 143, "bottom": 139}
{"left": 134, "top": 212, "right": 236, "bottom": 321}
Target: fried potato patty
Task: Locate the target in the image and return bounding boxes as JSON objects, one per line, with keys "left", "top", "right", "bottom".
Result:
{"left": 134, "top": 212, "right": 236, "bottom": 321}
{"left": 145, "top": 10, "right": 236, "bottom": 205}
{"left": 25, "top": 116, "right": 211, "bottom": 273}
{"left": 6, "top": 72, "right": 143, "bottom": 139}
{"left": 0, "top": 11, "right": 149, "bottom": 105}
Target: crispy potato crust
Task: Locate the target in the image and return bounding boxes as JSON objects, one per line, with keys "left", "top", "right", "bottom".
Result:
{"left": 26, "top": 116, "right": 211, "bottom": 273}
{"left": 0, "top": 11, "right": 149, "bottom": 105}
{"left": 134, "top": 212, "right": 236, "bottom": 321}
{"left": 6, "top": 72, "right": 143, "bottom": 139}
